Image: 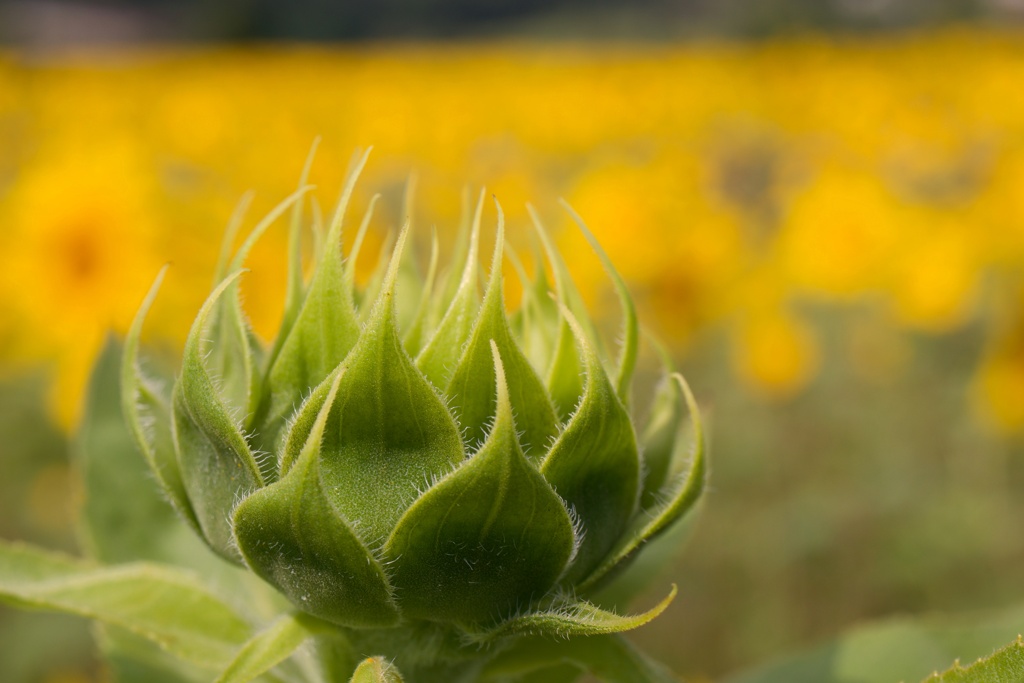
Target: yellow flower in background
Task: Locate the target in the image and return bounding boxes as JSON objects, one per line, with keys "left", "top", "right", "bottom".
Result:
{"left": 779, "top": 163, "right": 900, "bottom": 300}
{"left": 973, "top": 282, "right": 1024, "bottom": 434}
{"left": 731, "top": 309, "right": 820, "bottom": 399}
{"left": 974, "top": 354, "right": 1024, "bottom": 432}
{"left": 0, "top": 141, "right": 163, "bottom": 426}
{"left": 561, "top": 153, "right": 749, "bottom": 339}
{"left": 889, "top": 219, "right": 980, "bottom": 331}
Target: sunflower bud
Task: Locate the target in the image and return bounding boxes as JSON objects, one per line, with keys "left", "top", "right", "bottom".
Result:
{"left": 122, "top": 150, "right": 705, "bottom": 677}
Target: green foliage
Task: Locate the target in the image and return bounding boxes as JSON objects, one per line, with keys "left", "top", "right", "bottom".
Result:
{"left": 730, "top": 603, "right": 1024, "bottom": 683}
{"left": 924, "top": 636, "right": 1024, "bottom": 683}
{"left": 0, "top": 541, "right": 251, "bottom": 669}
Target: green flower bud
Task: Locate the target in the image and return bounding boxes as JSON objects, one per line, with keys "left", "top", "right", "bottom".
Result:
{"left": 122, "top": 150, "right": 705, "bottom": 676}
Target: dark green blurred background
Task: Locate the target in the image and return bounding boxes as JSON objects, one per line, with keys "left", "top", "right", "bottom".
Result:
{"left": 1, "top": 0, "right": 1023, "bottom": 46}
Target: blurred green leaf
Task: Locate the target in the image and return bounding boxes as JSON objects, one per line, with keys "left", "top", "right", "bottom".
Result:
{"left": 79, "top": 338, "right": 198, "bottom": 565}
{"left": 728, "top": 603, "right": 1024, "bottom": 683}
{"left": 560, "top": 200, "right": 638, "bottom": 406}
{"left": 0, "top": 540, "right": 251, "bottom": 669}
{"left": 98, "top": 625, "right": 207, "bottom": 683}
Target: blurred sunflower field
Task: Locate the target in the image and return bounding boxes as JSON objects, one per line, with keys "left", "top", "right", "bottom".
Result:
{"left": 5, "top": 29, "right": 1024, "bottom": 683}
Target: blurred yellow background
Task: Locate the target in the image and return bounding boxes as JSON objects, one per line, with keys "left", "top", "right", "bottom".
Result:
{"left": 4, "top": 29, "right": 1024, "bottom": 682}
{"left": 4, "top": 33, "right": 1024, "bottom": 429}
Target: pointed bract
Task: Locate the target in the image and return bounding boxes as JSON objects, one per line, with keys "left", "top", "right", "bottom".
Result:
{"left": 175, "top": 272, "right": 265, "bottom": 559}
{"left": 233, "top": 370, "right": 401, "bottom": 628}
{"left": 541, "top": 305, "right": 640, "bottom": 583}
{"left": 255, "top": 155, "right": 369, "bottom": 452}
{"left": 579, "top": 374, "right": 706, "bottom": 592}
{"left": 468, "top": 585, "right": 676, "bottom": 643}
{"left": 122, "top": 266, "right": 201, "bottom": 532}
{"left": 445, "top": 201, "right": 558, "bottom": 458}
{"left": 416, "top": 190, "right": 485, "bottom": 388}
{"left": 385, "top": 343, "right": 574, "bottom": 624}
{"left": 318, "top": 223, "right": 465, "bottom": 542}
{"left": 560, "top": 200, "right": 639, "bottom": 405}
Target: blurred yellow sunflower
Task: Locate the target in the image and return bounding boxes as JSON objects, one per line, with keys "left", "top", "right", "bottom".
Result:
{"left": 0, "top": 140, "right": 163, "bottom": 427}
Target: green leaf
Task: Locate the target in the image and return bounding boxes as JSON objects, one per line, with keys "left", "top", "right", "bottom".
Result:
{"left": 233, "top": 369, "right": 401, "bottom": 629}
{"left": 560, "top": 200, "right": 638, "bottom": 405}
{"left": 309, "top": 196, "right": 326, "bottom": 276}
{"left": 175, "top": 271, "right": 265, "bottom": 560}
{"left": 214, "top": 613, "right": 324, "bottom": 683}
{"left": 318, "top": 222, "right": 466, "bottom": 542}
{"left": 527, "top": 205, "right": 600, "bottom": 346}
{"left": 122, "top": 267, "right": 201, "bottom": 534}
{"left": 445, "top": 201, "right": 558, "bottom": 458}
{"left": 0, "top": 541, "right": 251, "bottom": 669}
{"left": 924, "top": 636, "right": 1024, "bottom": 682}
{"left": 350, "top": 657, "right": 405, "bottom": 683}
{"left": 256, "top": 150, "right": 370, "bottom": 452}
{"left": 481, "top": 633, "right": 678, "bottom": 683}
{"left": 545, "top": 320, "right": 584, "bottom": 425}
{"left": 80, "top": 339, "right": 205, "bottom": 566}
{"left": 585, "top": 513, "right": 696, "bottom": 613}
{"left": 416, "top": 189, "right": 484, "bottom": 389}
{"left": 728, "top": 603, "right": 1024, "bottom": 683}
{"left": 90, "top": 347, "right": 295, "bottom": 608}
{"left": 385, "top": 342, "right": 575, "bottom": 624}
{"left": 541, "top": 306, "right": 640, "bottom": 584}
{"left": 470, "top": 585, "right": 675, "bottom": 643}
{"left": 98, "top": 625, "right": 210, "bottom": 683}
{"left": 580, "top": 373, "right": 705, "bottom": 592}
